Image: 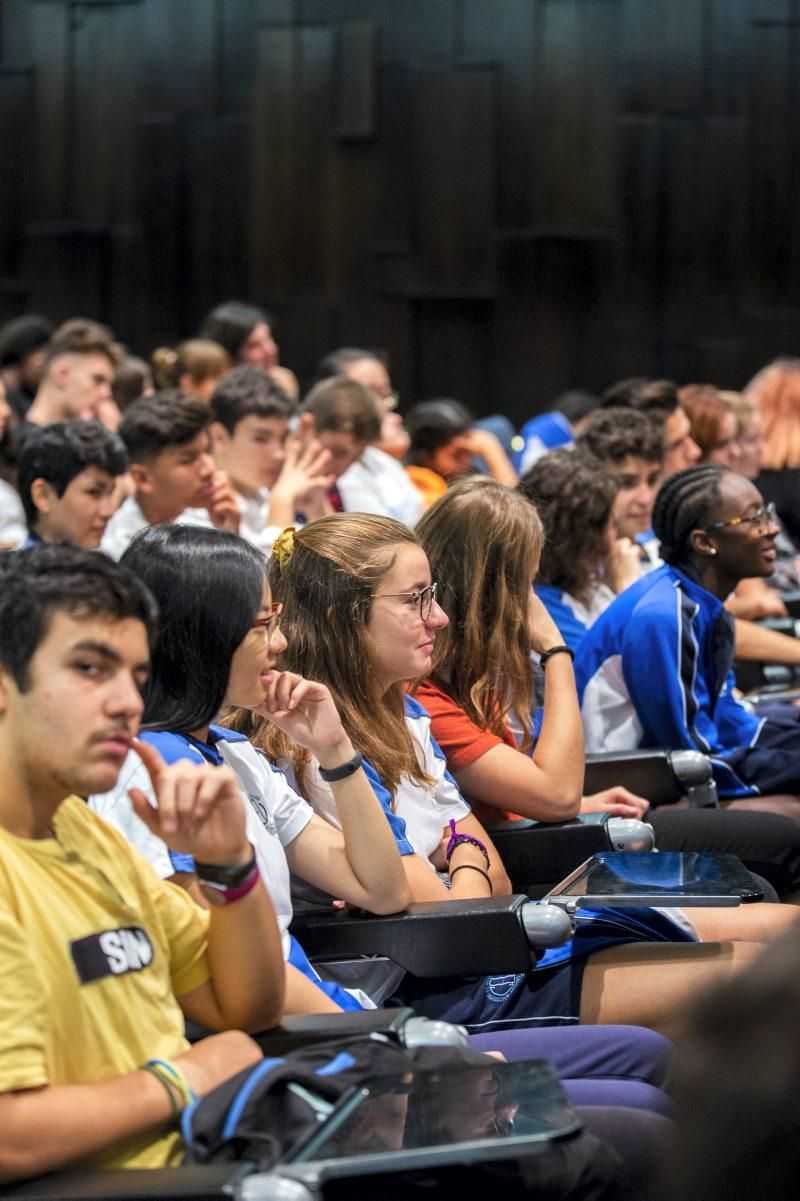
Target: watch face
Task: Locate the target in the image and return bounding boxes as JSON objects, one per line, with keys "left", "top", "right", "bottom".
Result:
{"left": 198, "top": 882, "right": 227, "bottom": 908}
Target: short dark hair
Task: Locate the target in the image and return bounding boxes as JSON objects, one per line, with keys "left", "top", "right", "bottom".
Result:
{"left": 210, "top": 365, "right": 296, "bottom": 433}
{"left": 0, "top": 544, "right": 158, "bottom": 692}
{"left": 651, "top": 464, "right": 729, "bottom": 565}
{"left": 518, "top": 449, "right": 618, "bottom": 598}
{"left": 601, "top": 377, "right": 679, "bottom": 426}
{"left": 313, "top": 347, "right": 383, "bottom": 386}
{"left": 42, "top": 318, "right": 122, "bottom": 371}
{"left": 577, "top": 406, "right": 664, "bottom": 467}
{"left": 199, "top": 301, "right": 271, "bottom": 360}
{"left": 405, "top": 399, "right": 472, "bottom": 465}
{"left": 0, "top": 315, "right": 54, "bottom": 367}
{"left": 120, "top": 524, "right": 267, "bottom": 735}
{"left": 302, "top": 377, "right": 381, "bottom": 443}
{"left": 556, "top": 389, "right": 600, "bottom": 425}
{"left": 18, "top": 420, "right": 129, "bottom": 530}
{"left": 118, "top": 391, "right": 210, "bottom": 465}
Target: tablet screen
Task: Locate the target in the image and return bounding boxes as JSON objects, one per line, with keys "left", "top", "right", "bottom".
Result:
{"left": 292, "top": 1059, "right": 581, "bottom": 1163}
{"left": 547, "top": 851, "right": 762, "bottom": 900}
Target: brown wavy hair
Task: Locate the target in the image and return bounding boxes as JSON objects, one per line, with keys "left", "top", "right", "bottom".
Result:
{"left": 678, "top": 384, "right": 735, "bottom": 461}
{"left": 413, "top": 477, "right": 543, "bottom": 751}
{"left": 518, "top": 449, "right": 617, "bottom": 600}
{"left": 224, "top": 513, "right": 434, "bottom": 798}
{"left": 743, "top": 358, "right": 800, "bottom": 470}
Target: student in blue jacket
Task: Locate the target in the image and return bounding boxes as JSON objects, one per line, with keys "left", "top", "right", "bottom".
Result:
{"left": 575, "top": 464, "right": 800, "bottom": 818}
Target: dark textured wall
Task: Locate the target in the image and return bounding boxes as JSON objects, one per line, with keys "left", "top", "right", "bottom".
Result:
{"left": 1, "top": 0, "right": 798, "bottom": 424}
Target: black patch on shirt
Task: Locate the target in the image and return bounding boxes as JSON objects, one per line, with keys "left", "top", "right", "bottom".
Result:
{"left": 70, "top": 926, "right": 154, "bottom": 984}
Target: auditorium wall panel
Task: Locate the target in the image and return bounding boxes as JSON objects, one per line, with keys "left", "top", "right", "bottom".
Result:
{"left": 2, "top": 0, "right": 799, "bottom": 424}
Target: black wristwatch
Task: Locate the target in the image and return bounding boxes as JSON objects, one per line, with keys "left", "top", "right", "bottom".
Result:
{"left": 195, "top": 847, "right": 257, "bottom": 887}
{"left": 195, "top": 847, "right": 259, "bottom": 908}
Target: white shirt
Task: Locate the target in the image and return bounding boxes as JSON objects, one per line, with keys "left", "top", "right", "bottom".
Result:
{"left": 89, "top": 734, "right": 312, "bottom": 960}
{"left": 179, "top": 490, "right": 282, "bottom": 555}
{"left": 0, "top": 479, "right": 26, "bottom": 546}
{"left": 337, "top": 446, "right": 424, "bottom": 526}
{"left": 100, "top": 496, "right": 150, "bottom": 560}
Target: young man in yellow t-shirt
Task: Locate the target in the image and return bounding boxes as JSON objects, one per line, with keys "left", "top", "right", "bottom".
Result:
{"left": 0, "top": 545, "right": 287, "bottom": 1182}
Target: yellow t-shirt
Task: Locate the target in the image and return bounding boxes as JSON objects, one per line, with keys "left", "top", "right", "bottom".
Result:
{"left": 0, "top": 795, "right": 210, "bottom": 1170}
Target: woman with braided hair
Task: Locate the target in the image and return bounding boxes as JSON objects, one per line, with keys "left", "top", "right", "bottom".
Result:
{"left": 574, "top": 465, "right": 800, "bottom": 817}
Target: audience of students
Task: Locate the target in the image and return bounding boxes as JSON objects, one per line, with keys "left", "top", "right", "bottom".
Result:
{"left": 514, "top": 388, "right": 599, "bottom": 474}
{"left": 575, "top": 465, "right": 800, "bottom": 819}
{"left": 314, "top": 345, "right": 408, "bottom": 459}
{"left": 23, "top": 318, "right": 122, "bottom": 436}
{"left": 0, "top": 546, "right": 281, "bottom": 1178}
{"left": 0, "top": 379, "right": 25, "bottom": 545}
{"left": 151, "top": 338, "right": 230, "bottom": 404}
{"left": 16, "top": 420, "right": 128, "bottom": 549}
{"left": 745, "top": 357, "right": 800, "bottom": 549}
{"left": 405, "top": 398, "right": 518, "bottom": 508}
{"left": 7, "top": 301, "right": 800, "bottom": 1193}
{"left": 206, "top": 365, "right": 331, "bottom": 548}
{"left": 200, "top": 300, "right": 299, "bottom": 401}
{"left": 233, "top": 514, "right": 780, "bottom": 1042}
{"left": 101, "top": 391, "right": 239, "bottom": 559}
{"left": 0, "top": 313, "right": 54, "bottom": 420}
{"left": 415, "top": 476, "right": 800, "bottom": 897}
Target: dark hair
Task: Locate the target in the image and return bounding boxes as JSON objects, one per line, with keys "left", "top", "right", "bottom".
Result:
{"left": 518, "top": 449, "right": 618, "bottom": 599}
{"left": 120, "top": 524, "right": 267, "bottom": 734}
{"left": 0, "top": 544, "right": 157, "bottom": 692}
{"left": 555, "top": 389, "right": 600, "bottom": 425}
{"left": 0, "top": 315, "right": 54, "bottom": 367}
{"left": 313, "top": 347, "right": 384, "bottom": 385}
{"left": 405, "top": 399, "right": 472, "bottom": 465}
{"left": 18, "top": 420, "right": 129, "bottom": 530}
{"left": 199, "top": 301, "right": 271, "bottom": 360}
{"left": 302, "top": 377, "right": 381, "bottom": 442}
{"left": 210, "top": 365, "right": 296, "bottom": 433}
{"left": 576, "top": 406, "right": 664, "bottom": 466}
{"left": 118, "top": 391, "right": 210, "bottom": 464}
{"left": 601, "top": 377, "right": 679, "bottom": 426}
{"left": 112, "top": 356, "right": 153, "bottom": 410}
{"left": 651, "top": 464, "right": 729, "bottom": 565}
{"left": 42, "top": 318, "right": 122, "bottom": 371}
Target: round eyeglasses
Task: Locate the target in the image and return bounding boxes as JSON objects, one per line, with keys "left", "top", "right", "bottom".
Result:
{"left": 705, "top": 501, "right": 777, "bottom": 535}
{"left": 376, "top": 582, "right": 438, "bottom": 620}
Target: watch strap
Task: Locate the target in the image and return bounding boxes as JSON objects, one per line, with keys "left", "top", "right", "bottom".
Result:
{"left": 194, "top": 846, "right": 257, "bottom": 887}
{"left": 318, "top": 749, "right": 364, "bottom": 782}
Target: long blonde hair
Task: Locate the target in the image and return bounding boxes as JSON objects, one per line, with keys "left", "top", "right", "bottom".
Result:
{"left": 225, "top": 514, "right": 433, "bottom": 797}
{"left": 743, "top": 358, "right": 800, "bottom": 469}
{"left": 413, "top": 477, "right": 543, "bottom": 749}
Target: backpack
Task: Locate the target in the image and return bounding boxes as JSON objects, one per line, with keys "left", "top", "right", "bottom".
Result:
{"left": 181, "top": 1033, "right": 495, "bottom": 1169}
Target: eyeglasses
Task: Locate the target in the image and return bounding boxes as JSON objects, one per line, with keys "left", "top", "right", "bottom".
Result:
{"left": 705, "top": 502, "right": 777, "bottom": 534}
{"left": 377, "top": 582, "right": 438, "bottom": 619}
{"left": 250, "top": 602, "right": 283, "bottom": 636}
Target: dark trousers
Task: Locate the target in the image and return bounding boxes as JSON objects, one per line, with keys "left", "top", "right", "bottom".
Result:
{"left": 649, "top": 805, "right": 800, "bottom": 897}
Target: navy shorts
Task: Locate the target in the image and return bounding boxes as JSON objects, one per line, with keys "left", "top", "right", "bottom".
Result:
{"left": 390, "top": 959, "right": 586, "bottom": 1034}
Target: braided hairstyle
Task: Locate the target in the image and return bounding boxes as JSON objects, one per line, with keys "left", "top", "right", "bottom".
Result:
{"left": 652, "top": 464, "right": 729, "bottom": 565}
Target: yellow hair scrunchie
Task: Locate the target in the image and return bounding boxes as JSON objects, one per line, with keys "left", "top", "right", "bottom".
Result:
{"left": 273, "top": 526, "right": 296, "bottom": 569}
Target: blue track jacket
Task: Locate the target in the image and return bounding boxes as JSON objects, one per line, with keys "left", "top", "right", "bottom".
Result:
{"left": 574, "top": 563, "right": 800, "bottom": 797}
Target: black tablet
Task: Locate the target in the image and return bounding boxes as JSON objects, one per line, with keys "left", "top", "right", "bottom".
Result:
{"left": 544, "top": 851, "right": 763, "bottom": 910}
{"left": 281, "top": 1059, "right": 582, "bottom": 1182}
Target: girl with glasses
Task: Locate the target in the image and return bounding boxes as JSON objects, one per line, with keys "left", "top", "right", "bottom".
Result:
{"left": 576, "top": 465, "right": 800, "bottom": 820}
{"left": 231, "top": 513, "right": 785, "bottom": 1041}
{"left": 90, "top": 522, "right": 410, "bottom": 1016}
{"left": 415, "top": 475, "right": 800, "bottom": 899}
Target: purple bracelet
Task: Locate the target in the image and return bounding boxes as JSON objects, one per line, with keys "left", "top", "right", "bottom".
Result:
{"left": 445, "top": 819, "right": 490, "bottom": 867}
